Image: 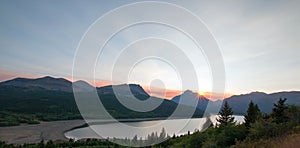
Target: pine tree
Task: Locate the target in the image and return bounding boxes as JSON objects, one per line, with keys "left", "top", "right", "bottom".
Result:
{"left": 217, "top": 101, "right": 235, "bottom": 127}
{"left": 159, "top": 128, "right": 166, "bottom": 141}
{"left": 271, "top": 98, "right": 288, "bottom": 123}
{"left": 244, "top": 100, "right": 261, "bottom": 128}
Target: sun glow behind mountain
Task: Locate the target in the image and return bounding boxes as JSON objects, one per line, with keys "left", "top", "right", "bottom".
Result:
{"left": 0, "top": 71, "right": 231, "bottom": 100}
{"left": 198, "top": 91, "right": 205, "bottom": 96}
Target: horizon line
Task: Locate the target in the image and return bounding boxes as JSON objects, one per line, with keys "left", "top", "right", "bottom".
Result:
{"left": 1, "top": 74, "right": 299, "bottom": 100}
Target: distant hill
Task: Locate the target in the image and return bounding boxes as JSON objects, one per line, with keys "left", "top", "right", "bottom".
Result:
{"left": 0, "top": 77, "right": 79, "bottom": 124}
{"left": 0, "top": 76, "right": 204, "bottom": 125}
{"left": 97, "top": 84, "right": 150, "bottom": 99}
{"left": 0, "top": 76, "right": 72, "bottom": 92}
{"left": 1, "top": 76, "right": 299, "bottom": 125}
{"left": 171, "top": 90, "right": 300, "bottom": 115}
{"left": 171, "top": 90, "right": 209, "bottom": 111}
{"left": 224, "top": 91, "right": 300, "bottom": 114}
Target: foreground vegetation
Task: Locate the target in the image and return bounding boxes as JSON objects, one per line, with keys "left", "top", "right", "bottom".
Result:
{"left": 1, "top": 98, "right": 299, "bottom": 147}
{"left": 160, "top": 98, "right": 300, "bottom": 147}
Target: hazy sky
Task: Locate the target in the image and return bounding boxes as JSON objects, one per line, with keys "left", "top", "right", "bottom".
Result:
{"left": 1, "top": 0, "right": 299, "bottom": 96}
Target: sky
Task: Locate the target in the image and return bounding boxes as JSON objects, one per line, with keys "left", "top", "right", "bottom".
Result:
{"left": 0, "top": 0, "right": 300, "bottom": 99}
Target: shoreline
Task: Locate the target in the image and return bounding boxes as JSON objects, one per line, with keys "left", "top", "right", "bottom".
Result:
{"left": 0, "top": 117, "right": 200, "bottom": 144}
{"left": 0, "top": 117, "right": 184, "bottom": 145}
{"left": 0, "top": 120, "right": 85, "bottom": 145}
{"left": 0, "top": 116, "right": 244, "bottom": 145}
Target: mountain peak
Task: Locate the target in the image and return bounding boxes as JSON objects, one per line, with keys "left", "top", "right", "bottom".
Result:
{"left": 171, "top": 90, "right": 209, "bottom": 110}
{"left": 73, "top": 80, "right": 94, "bottom": 92}
{"left": 40, "top": 76, "right": 55, "bottom": 79}
{"left": 249, "top": 91, "right": 267, "bottom": 95}
{"left": 74, "top": 80, "right": 89, "bottom": 84}
{"left": 37, "top": 76, "right": 70, "bottom": 82}
{"left": 0, "top": 76, "right": 72, "bottom": 92}
{"left": 9, "top": 77, "right": 25, "bottom": 81}
{"left": 183, "top": 90, "right": 193, "bottom": 93}
{"left": 97, "top": 83, "right": 149, "bottom": 97}
{"left": 128, "top": 83, "right": 142, "bottom": 87}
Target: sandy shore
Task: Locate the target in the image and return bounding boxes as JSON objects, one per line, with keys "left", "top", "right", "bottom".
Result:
{"left": 0, "top": 118, "right": 165, "bottom": 145}
{"left": 0, "top": 120, "right": 85, "bottom": 144}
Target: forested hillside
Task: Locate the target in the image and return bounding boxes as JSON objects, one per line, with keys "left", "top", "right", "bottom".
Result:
{"left": 0, "top": 77, "right": 204, "bottom": 126}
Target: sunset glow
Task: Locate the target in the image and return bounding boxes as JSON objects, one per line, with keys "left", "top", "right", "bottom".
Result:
{"left": 0, "top": 1, "right": 299, "bottom": 99}
{"left": 0, "top": 1, "right": 300, "bottom": 147}
{"left": 0, "top": 71, "right": 232, "bottom": 100}
{"left": 198, "top": 91, "right": 205, "bottom": 96}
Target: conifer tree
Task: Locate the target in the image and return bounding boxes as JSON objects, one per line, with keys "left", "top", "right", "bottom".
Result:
{"left": 217, "top": 101, "right": 235, "bottom": 127}
{"left": 244, "top": 100, "right": 261, "bottom": 128}
{"left": 272, "top": 98, "right": 288, "bottom": 123}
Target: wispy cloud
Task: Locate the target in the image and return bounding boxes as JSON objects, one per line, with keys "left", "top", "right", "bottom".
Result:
{"left": 0, "top": 0, "right": 299, "bottom": 95}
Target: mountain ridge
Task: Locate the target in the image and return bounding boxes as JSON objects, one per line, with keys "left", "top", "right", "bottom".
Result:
{"left": 0, "top": 76, "right": 73, "bottom": 92}
{"left": 0, "top": 76, "right": 205, "bottom": 124}
{"left": 2, "top": 76, "right": 298, "bottom": 99}
{"left": 1, "top": 76, "right": 300, "bottom": 115}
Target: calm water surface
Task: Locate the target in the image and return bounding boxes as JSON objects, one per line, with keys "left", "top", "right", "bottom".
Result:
{"left": 65, "top": 115, "right": 244, "bottom": 140}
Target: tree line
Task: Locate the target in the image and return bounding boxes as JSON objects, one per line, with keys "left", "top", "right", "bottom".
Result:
{"left": 159, "top": 98, "right": 300, "bottom": 147}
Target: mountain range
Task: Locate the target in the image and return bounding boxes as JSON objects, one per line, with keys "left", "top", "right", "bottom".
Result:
{"left": 0, "top": 76, "right": 203, "bottom": 123}
{"left": 0, "top": 76, "right": 299, "bottom": 121}
{"left": 0, "top": 76, "right": 73, "bottom": 92}
{"left": 222, "top": 91, "right": 300, "bottom": 114}
{"left": 172, "top": 89, "right": 300, "bottom": 114}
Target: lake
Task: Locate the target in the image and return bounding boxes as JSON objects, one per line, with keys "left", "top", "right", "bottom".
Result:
{"left": 65, "top": 115, "right": 244, "bottom": 140}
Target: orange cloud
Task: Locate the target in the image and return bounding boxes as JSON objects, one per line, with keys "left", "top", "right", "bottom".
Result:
{"left": 143, "top": 86, "right": 233, "bottom": 100}
{"left": 201, "top": 91, "right": 233, "bottom": 101}
{"left": 143, "top": 86, "right": 183, "bottom": 99}
{"left": 0, "top": 69, "right": 38, "bottom": 82}
{"left": 94, "top": 80, "right": 113, "bottom": 87}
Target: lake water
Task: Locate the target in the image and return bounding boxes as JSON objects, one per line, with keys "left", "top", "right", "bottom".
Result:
{"left": 65, "top": 115, "right": 244, "bottom": 140}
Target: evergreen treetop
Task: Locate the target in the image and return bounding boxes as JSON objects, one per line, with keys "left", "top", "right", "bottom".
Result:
{"left": 244, "top": 100, "right": 261, "bottom": 128}
{"left": 271, "top": 98, "right": 288, "bottom": 123}
{"left": 217, "top": 101, "right": 235, "bottom": 127}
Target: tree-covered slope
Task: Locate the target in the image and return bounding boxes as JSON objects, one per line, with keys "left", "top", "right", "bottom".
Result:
{"left": 0, "top": 76, "right": 204, "bottom": 126}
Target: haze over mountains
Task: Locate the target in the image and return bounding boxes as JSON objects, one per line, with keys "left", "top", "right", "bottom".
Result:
{"left": 0, "top": 76, "right": 300, "bottom": 119}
